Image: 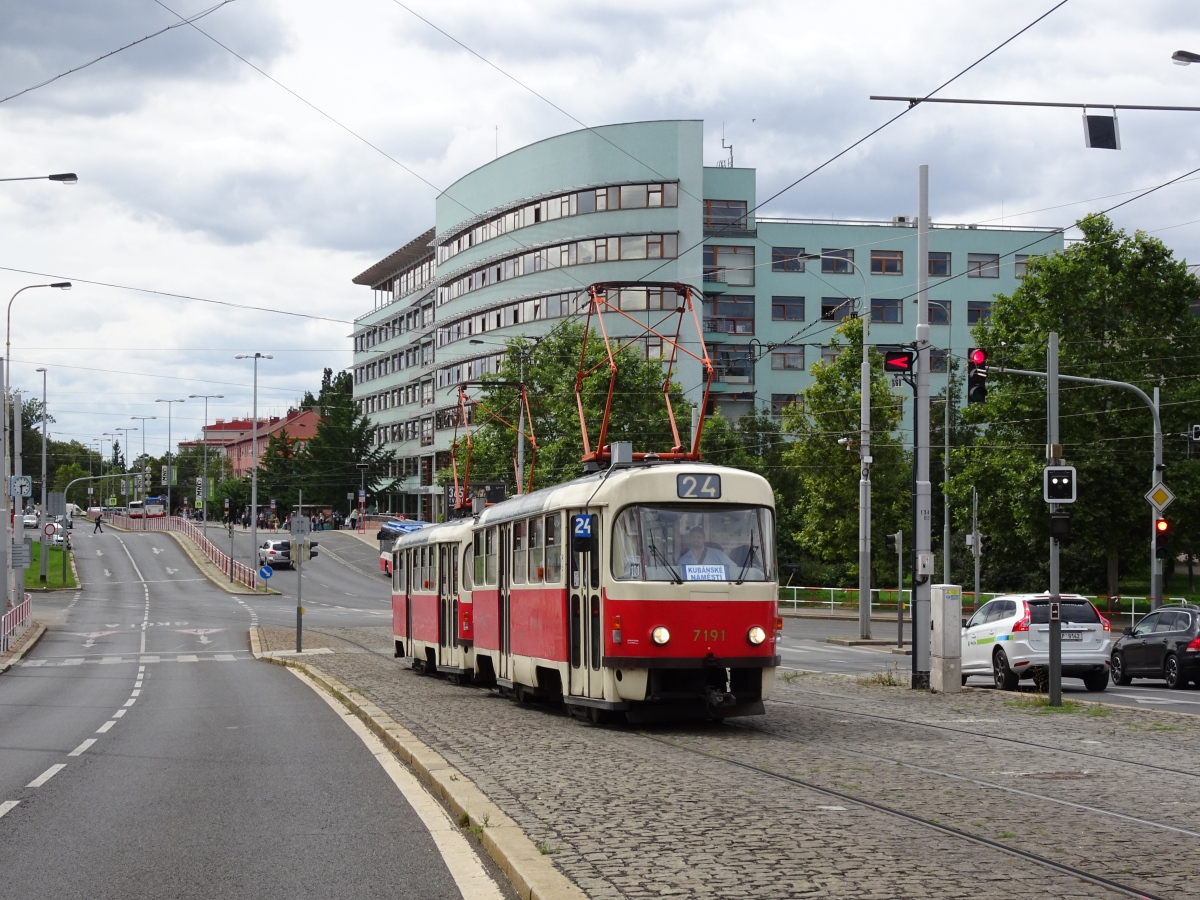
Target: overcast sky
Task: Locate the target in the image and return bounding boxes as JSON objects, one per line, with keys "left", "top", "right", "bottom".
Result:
{"left": 2, "top": 0, "right": 1198, "bottom": 459}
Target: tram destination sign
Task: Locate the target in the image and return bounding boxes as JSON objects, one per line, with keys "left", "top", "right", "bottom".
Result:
{"left": 676, "top": 473, "right": 721, "bottom": 499}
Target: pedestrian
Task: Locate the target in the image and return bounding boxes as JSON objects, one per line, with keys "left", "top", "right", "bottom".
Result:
{"left": 93, "top": 510, "right": 103, "bottom": 534}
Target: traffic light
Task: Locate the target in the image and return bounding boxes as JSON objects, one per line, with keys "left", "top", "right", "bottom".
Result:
{"left": 1155, "top": 519, "right": 1170, "bottom": 559}
{"left": 978, "top": 534, "right": 991, "bottom": 555}
{"left": 307, "top": 540, "right": 319, "bottom": 560}
{"left": 1043, "top": 466, "right": 1077, "bottom": 504}
{"left": 1050, "top": 511, "right": 1071, "bottom": 542}
{"left": 885, "top": 532, "right": 900, "bottom": 553}
{"left": 883, "top": 350, "right": 914, "bottom": 374}
{"left": 967, "top": 347, "right": 988, "bottom": 404}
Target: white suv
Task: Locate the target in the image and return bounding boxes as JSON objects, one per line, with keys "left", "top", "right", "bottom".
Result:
{"left": 961, "top": 593, "right": 1112, "bottom": 692}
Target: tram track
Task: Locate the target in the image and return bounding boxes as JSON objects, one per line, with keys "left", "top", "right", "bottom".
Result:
{"left": 770, "top": 687, "right": 1200, "bottom": 780}
{"left": 639, "top": 729, "right": 1170, "bottom": 900}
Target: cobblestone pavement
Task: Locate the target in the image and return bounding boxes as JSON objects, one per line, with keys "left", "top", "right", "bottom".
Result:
{"left": 261, "top": 626, "right": 1198, "bottom": 899}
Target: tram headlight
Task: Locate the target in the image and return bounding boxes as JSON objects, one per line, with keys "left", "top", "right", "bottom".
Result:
{"left": 651, "top": 626, "right": 671, "bottom": 645}
{"left": 747, "top": 626, "right": 767, "bottom": 645}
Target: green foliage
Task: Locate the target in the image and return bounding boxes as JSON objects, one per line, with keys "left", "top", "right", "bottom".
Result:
{"left": 779, "top": 316, "right": 911, "bottom": 585}
{"left": 459, "top": 323, "right": 690, "bottom": 492}
{"left": 53, "top": 462, "right": 90, "bottom": 507}
{"left": 950, "top": 214, "right": 1200, "bottom": 594}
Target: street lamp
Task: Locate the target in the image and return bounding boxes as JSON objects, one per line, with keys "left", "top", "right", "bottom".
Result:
{"left": 130, "top": 415, "right": 156, "bottom": 530}
{"left": 235, "top": 353, "right": 272, "bottom": 584}
{"left": 101, "top": 433, "right": 115, "bottom": 507}
{"left": 3, "top": 282, "right": 70, "bottom": 605}
{"left": 356, "top": 459, "right": 369, "bottom": 530}
{"left": 155, "top": 399, "right": 185, "bottom": 516}
{"left": 1172, "top": 50, "right": 1200, "bottom": 65}
{"left": 35, "top": 368, "right": 47, "bottom": 582}
{"left": 188, "top": 393, "right": 223, "bottom": 534}
{"left": 0, "top": 173, "right": 77, "bottom": 184}
{"left": 115, "top": 426, "right": 137, "bottom": 511}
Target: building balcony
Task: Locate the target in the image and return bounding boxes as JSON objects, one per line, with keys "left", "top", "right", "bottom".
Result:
{"left": 702, "top": 266, "right": 755, "bottom": 289}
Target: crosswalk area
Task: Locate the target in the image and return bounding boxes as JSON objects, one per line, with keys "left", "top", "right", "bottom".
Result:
{"left": 20, "top": 653, "right": 250, "bottom": 667}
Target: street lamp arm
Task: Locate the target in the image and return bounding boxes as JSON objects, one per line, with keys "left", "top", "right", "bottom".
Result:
{"left": 995, "top": 365, "right": 1160, "bottom": 437}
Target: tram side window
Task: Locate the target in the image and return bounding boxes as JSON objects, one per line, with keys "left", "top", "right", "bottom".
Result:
{"left": 393, "top": 552, "right": 403, "bottom": 593}
{"left": 473, "top": 532, "right": 485, "bottom": 586}
{"left": 439, "top": 545, "right": 450, "bottom": 594}
{"left": 545, "top": 514, "right": 563, "bottom": 583}
{"left": 462, "top": 544, "right": 473, "bottom": 590}
{"left": 485, "top": 527, "right": 498, "bottom": 585}
{"left": 413, "top": 547, "right": 423, "bottom": 591}
{"left": 529, "top": 517, "right": 544, "bottom": 582}
{"left": 451, "top": 544, "right": 459, "bottom": 594}
{"left": 512, "top": 521, "right": 527, "bottom": 584}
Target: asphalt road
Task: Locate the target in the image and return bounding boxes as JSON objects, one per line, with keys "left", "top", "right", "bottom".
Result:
{"left": 0, "top": 525, "right": 486, "bottom": 898}
{"left": 781, "top": 614, "right": 1200, "bottom": 713}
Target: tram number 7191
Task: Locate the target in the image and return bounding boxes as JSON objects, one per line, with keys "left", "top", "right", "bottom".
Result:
{"left": 694, "top": 629, "right": 726, "bottom": 641}
{"left": 677, "top": 473, "right": 721, "bottom": 499}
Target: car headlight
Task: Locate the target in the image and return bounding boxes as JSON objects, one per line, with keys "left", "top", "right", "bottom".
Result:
{"left": 747, "top": 626, "right": 767, "bottom": 645}
{"left": 651, "top": 626, "right": 670, "bottom": 645}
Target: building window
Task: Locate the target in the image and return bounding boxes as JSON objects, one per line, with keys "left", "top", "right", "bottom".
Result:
{"left": 770, "top": 345, "right": 805, "bottom": 370}
{"left": 703, "top": 245, "right": 755, "bottom": 286}
{"left": 772, "top": 247, "right": 805, "bottom": 273}
{"left": 930, "top": 348, "right": 948, "bottom": 373}
{"left": 704, "top": 296, "right": 755, "bottom": 335}
{"left": 930, "top": 302, "right": 951, "bottom": 326}
{"left": 871, "top": 298, "right": 902, "bottom": 324}
{"left": 1015, "top": 254, "right": 1031, "bottom": 277}
{"left": 821, "top": 249, "right": 854, "bottom": 274}
{"left": 420, "top": 418, "right": 434, "bottom": 447}
{"left": 771, "top": 393, "right": 803, "bottom": 419}
{"left": 821, "top": 345, "right": 839, "bottom": 366}
{"left": 967, "top": 301, "right": 993, "bottom": 325}
{"left": 967, "top": 253, "right": 1000, "bottom": 278}
{"left": 704, "top": 199, "right": 748, "bottom": 230}
{"left": 771, "top": 296, "right": 805, "bottom": 321}
{"left": 821, "top": 297, "right": 854, "bottom": 322}
{"left": 709, "top": 345, "right": 753, "bottom": 382}
{"left": 870, "top": 250, "right": 903, "bottom": 275}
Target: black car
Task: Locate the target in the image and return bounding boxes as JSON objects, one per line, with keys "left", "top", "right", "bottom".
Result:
{"left": 1111, "top": 604, "right": 1200, "bottom": 689}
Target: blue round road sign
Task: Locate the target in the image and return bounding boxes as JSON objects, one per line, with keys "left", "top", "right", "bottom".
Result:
{"left": 259, "top": 565, "right": 274, "bottom": 579}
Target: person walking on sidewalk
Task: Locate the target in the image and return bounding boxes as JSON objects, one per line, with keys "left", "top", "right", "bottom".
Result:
{"left": 93, "top": 511, "right": 104, "bottom": 534}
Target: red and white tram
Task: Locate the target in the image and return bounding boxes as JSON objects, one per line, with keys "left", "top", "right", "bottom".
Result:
{"left": 391, "top": 459, "right": 779, "bottom": 721}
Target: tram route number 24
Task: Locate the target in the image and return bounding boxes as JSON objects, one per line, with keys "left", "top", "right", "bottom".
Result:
{"left": 571, "top": 513, "right": 596, "bottom": 553}
{"left": 677, "top": 473, "right": 721, "bottom": 499}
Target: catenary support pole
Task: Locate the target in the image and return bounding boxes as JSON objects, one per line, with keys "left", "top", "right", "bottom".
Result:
{"left": 1152, "top": 386, "right": 1163, "bottom": 609}
{"left": 859, "top": 270, "right": 873, "bottom": 640}
{"left": 973, "top": 487, "right": 980, "bottom": 609}
{"left": 1048, "top": 332, "right": 1062, "bottom": 707}
{"left": 896, "top": 531, "right": 904, "bottom": 649}
{"left": 0, "top": 359, "right": 8, "bottom": 609}
{"left": 912, "top": 164, "right": 932, "bottom": 689}
{"left": 38, "top": 370, "right": 46, "bottom": 582}
{"left": 296, "top": 489, "right": 303, "bottom": 653}
{"left": 944, "top": 374, "right": 951, "bottom": 584}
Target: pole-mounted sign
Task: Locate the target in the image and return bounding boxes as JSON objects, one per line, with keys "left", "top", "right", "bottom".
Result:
{"left": 1043, "top": 466, "right": 1077, "bottom": 504}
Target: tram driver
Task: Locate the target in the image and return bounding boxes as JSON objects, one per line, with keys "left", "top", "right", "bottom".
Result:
{"left": 678, "top": 525, "right": 737, "bottom": 577}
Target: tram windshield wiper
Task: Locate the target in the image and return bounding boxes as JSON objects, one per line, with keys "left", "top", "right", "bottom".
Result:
{"left": 648, "top": 532, "right": 682, "bottom": 584}
{"left": 735, "top": 531, "right": 757, "bottom": 585}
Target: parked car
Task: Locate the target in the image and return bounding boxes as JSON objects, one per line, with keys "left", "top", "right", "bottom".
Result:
{"left": 49, "top": 523, "right": 66, "bottom": 545}
{"left": 22, "top": 514, "right": 38, "bottom": 529}
{"left": 961, "top": 593, "right": 1112, "bottom": 691}
{"left": 258, "top": 540, "right": 292, "bottom": 569}
{"left": 1111, "top": 604, "right": 1200, "bottom": 689}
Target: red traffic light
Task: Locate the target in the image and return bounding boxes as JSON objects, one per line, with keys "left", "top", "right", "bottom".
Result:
{"left": 1156, "top": 518, "right": 1169, "bottom": 534}
{"left": 883, "top": 349, "right": 914, "bottom": 373}
{"left": 969, "top": 348, "right": 988, "bottom": 366}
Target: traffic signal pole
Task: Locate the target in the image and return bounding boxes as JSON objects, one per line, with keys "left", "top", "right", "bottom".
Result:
{"left": 996, "top": 354, "right": 1164, "bottom": 609}
{"left": 912, "top": 165, "right": 932, "bottom": 689}
{"left": 1048, "top": 333, "right": 1062, "bottom": 707}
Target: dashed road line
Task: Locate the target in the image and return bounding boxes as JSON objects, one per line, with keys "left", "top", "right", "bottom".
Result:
{"left": 96, "top": 720, "right": 115, "bottom": 733}
{"left": 68, "top": 739, "right": 96, "bottom": 757}
{"left": 0, "top": 800, "right": 19, "bottom": 819}
{"left": 27, "top": 765, "right": 65, "bottom": 788}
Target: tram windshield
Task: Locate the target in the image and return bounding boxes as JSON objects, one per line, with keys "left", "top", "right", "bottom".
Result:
{"left": 611, "top": 504, "right": 775, "bottom": 583}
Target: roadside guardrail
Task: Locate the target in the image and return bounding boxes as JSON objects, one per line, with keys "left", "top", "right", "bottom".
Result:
{"left": 107, "top": 514, "right": 258, "bottom": 590}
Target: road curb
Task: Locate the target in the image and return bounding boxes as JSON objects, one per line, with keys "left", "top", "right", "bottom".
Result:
{"left": 0, "top": 621, "right": 47, "bottom": 674}
{"left": 249, "top": 627, "right": 586, "bottom": 900}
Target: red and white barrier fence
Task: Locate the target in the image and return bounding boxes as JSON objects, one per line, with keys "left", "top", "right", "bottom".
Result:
{"left": 107, "top": 514, "right": 257, "bottom": 591}
{"left": 1, "top": 593, "right": 32, "bottom": 652}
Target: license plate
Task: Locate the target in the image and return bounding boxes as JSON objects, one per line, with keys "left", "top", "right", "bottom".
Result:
{"left": 1061, "top": 631, "right": 1083, "bottom": 641}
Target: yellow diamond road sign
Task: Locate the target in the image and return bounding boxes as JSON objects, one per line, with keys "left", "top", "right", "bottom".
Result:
{"left": 1146, "top": 483, "right": 1175, "bottom": 512}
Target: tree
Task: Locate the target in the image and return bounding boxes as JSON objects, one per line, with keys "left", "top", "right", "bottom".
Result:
{"left": 457, "top": 321, "right": 690, "bottom": 494}
{"left": 53, "top": 462, "right": 90, "bottom": 507}
{"left": 949, "top": 214, "right": 1200, "bottom": 595}
{"left": 778, "top": 316, "right": 911, "bottom": 586}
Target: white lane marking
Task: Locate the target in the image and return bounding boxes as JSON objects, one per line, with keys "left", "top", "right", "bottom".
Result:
{"left": 96, "top": 721, "right": 116, "bottom": 733}
{"left": 95, "top": 550, "right": 103, "bottom": 557}
{"left": 62, "top": 658, "right": 83, "bottom": 666}
{"left": 69, "top": 739, "right": 96, "bottom": 757}
{"left": 289, "top": 668, "right": 504, "bottom": 900}
{"left": 1107, "top": 691, "right": 1200, "bottom": 706}
{"left": 152, "top": 547, "right": 163, "bottom": 555}
{"left": 103, "top": 569, "right": 111, "bottom": 577}
{"left": 138, "top": 666, "right": 145, "bottom": 673}
{"left": 130, "top": 689, "right": 141, "bottom": 697}
{"left": 0, "top": 800, "right": 19, "bottom": 819}
{"left": 816, "top": 805, "right": 847, "bottom": 811}
{"left": 27, "top": 764, "right": 66, "bottom": 787}
{"left": 112, "top": 709, "right": 126, "bottom": 719}
{"left": 123, "top": 698, "right": 136, "bottom": 707}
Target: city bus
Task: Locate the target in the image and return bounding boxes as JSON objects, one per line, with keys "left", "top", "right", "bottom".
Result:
{"left": 128, "top": 496, "right": 166, "bottom": 518}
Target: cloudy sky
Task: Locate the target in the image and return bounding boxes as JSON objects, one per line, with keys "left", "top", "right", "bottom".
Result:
{"left": 2, "top": 0, "right": 1198, "bottom": 459}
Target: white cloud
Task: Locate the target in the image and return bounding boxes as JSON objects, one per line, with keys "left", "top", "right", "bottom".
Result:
{"left": 3, "top": 0, "right": 1200, "bottom": 454}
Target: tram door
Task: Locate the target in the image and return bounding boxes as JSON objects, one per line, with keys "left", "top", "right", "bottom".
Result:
{"left": 568, "top": 511, "right": 603, "bottom": 699}
{"left": 437, "top": 543, "right": 457, "bottom": 667}
{"left": 497, "top": 526, "right": 511, "bottom": 681}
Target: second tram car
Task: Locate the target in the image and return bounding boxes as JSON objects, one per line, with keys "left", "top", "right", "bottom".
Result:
{"left": 391, "top": 460, "right": 779, "bottom": 721}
